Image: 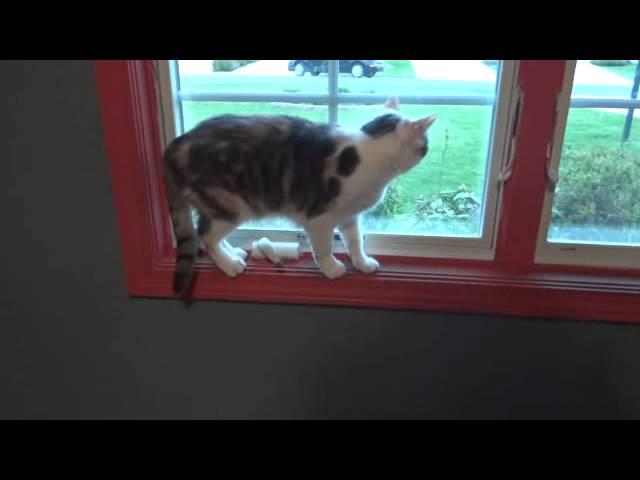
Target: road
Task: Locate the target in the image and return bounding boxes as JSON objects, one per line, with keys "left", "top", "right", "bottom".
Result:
{"left": 178, "top": 73, "right": 637, "bottom": 101}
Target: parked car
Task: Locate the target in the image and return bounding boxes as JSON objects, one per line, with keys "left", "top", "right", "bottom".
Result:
{"left": 288, "top": 60, "right": 384, "bottom": 78}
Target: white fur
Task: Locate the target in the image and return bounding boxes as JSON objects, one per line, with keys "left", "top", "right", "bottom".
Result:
{"left": 207, "top": 98, "right": 436, "bottom": 279}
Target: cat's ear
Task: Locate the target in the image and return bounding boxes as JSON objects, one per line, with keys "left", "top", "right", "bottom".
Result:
{"left": 412, "top": 115, "right": 437, "bottom": 134}
{"left": 384, "top": 96, "right": 400, "bottom": 110}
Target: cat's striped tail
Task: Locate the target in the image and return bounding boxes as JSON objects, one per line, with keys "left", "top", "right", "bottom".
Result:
{"left": 163, "top": 144, "right": 198, "bottom": 295}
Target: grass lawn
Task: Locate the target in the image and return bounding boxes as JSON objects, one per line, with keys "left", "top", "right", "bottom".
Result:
{"left": 381, "top": 60, "right": 416, "bottom": 78}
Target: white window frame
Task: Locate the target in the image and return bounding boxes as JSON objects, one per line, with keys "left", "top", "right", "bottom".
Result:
{"left": 535, "top": 60, "right": 640, "bottom": 269}
{"left": 155, "top": 60, "right": 520, "bottom": 260}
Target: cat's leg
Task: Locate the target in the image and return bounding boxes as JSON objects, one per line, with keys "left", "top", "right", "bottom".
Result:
{"left": 222, "top": 239, "right": 248, "bottom": 260}
{"left": 199, "top": 217, "right": 246, "bottom": 277}
{"left": 305, "top": 218, "right": 346, "bottom": 279}
{"left": 338, "top": 216, "right": 380, "bottom": 274}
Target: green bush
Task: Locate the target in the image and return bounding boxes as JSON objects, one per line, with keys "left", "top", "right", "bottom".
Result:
{"left": 590, "top": 60, "right": 631, "bottom": 66}
{"left": 552, "top": 148, "right": 640, "bottom": 227}
{"left": 212, "top": 60, "right": 256, "bottom": 72}
{"left": 369, "top": 180, "right": 407, "bottom": 218}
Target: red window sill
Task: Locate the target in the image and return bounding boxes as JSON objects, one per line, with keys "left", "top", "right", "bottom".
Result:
{"left": 96, "top": 60, "right": 640, "bottom": 325}
{"left": 128, "top": 252, "right": 640, "bottom": 324}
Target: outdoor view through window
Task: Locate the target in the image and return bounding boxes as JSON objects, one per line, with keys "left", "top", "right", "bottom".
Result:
{"left": 172, "top": 60, "right": 505, "bottom": 238}
{"left": 547, "top": 60, "right": 640, "bottom": 246}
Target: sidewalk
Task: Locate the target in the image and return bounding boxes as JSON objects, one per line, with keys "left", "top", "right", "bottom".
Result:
{"left": 409, "top": 60, "right": 633, "bottom": 87}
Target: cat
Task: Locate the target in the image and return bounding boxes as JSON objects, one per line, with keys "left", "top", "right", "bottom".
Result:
{"left": 163, "top": 97, "right": 436, "bottom": 294}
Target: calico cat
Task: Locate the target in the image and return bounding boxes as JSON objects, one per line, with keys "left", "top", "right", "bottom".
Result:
{"left": 163, "top": 97, "right": 436, "bottom": 294}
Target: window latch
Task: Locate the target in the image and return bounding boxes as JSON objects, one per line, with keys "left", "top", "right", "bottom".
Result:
{"left": 498, "top": 87, "right": 524, "bottom": 184}
{"left": 545, "top": 93, "right": 561, "bottom": 186}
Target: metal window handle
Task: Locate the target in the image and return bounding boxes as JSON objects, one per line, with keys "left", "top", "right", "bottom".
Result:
{"left": 498, "top": 87, "right": 523, "bottom": 184}
{"left": 546, "top": 144, "right": 560, "bottom": 185}
{"left": 546, "top": 93, "right": 561, "bottom": 186}
{"left": 497, "top": 136, "right": 517, "bottom": 183}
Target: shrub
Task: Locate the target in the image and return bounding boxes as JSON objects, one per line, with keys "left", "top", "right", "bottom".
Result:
{"left": 212, "top": 60, "right": 256, "bottom": 72}
{"left": 369, "top": 181, "right": 407, "bottom": 218}
{"left": 552, "top": 147, "right": 640, "bottom": 227}
{"left": 590, "top": 60, "right": 631, "bottom": 67}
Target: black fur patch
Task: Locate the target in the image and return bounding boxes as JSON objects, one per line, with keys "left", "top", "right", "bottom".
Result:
{"left": 195, "top": 187, "right": 238, "bottom": 222}
{"left": 336, "top": 146, "right": 360, "bottom": 176}
{"left": 176, "top": 235, "right": 198, "bottom": 256}
{"left": 306, "top": 176, "right": 341, "bottom": 218}
{"left": 360, "top": 113, "right": 402, "bottom": 137}
{"left": 327, "top": 176, "right": 341, "bottom": 197}
{"left": 167, "top": 114, "right": 353, "bottom": 225}
{"left": 173, "top": 257, "right": 195, "bottom": 294}
{"left": 197, "top": 215, "right": 211, "bottom": 236}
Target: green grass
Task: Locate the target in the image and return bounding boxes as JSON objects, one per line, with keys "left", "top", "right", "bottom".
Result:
{"left": 381, "top": 60, "right": 415, "bottom": 78}
{"left": 601, "top": 63, "right": 639, "bottom": 82}
{"left": 182, "top": 101, "right": 640, "bottom": 232}
{"left": 562, "top": 109, "right": 640, "bottom": 155}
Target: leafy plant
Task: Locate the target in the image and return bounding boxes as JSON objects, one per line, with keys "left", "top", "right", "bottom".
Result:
{"left": 413, "top": 185, "right": 481, "bottom": 222}
{"left": 552, "top": 147, "right": 640, "bottom": 227}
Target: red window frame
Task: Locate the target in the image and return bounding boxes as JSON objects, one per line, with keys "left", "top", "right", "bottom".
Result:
{"left": 95, "top": 60, "right": 640, "bottom": 324}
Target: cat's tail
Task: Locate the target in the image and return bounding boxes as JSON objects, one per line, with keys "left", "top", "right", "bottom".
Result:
{"left": 164, "top": 144, "right": 198, "bottom": 296}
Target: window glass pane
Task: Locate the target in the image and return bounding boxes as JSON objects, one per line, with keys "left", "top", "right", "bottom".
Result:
{"left": 338, "top": 104, "right": 494, "bottom": 236}
{"left": 174, "top": 60, "right": 505, "bottom": 239}
{"left": 570, "top": 60, "right": 637, "bottom": 100}
{"left": 337, "top": 60, "right": 501, "bottom": 236}
{"left": 547, "top": 60, "right": 640, "bottom": 245}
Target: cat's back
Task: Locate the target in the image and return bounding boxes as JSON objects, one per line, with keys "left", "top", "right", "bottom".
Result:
{"left": 164, "top": 113, "right": 349, "bottom": 183}
{"left": 163, "top": 113, "right": 360, "bottom": 218}
{"left": 187, "top": 114, "right": 334, "bottom": 150}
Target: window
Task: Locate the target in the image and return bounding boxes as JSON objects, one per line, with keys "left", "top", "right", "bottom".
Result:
{"left": 97, "top": 60, "right": 640, "bottom": 324}
{"left": 156, "top": 60, "right": 519, "bottom": 259}
{"left": 536, "top": 60, "right": 640, "bottom": 268}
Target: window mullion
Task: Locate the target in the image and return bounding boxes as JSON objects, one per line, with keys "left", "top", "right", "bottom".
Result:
{"left": 328, "top": 60, "right": 338, "bottom": 125}
{"left": 169, "top": 60, "right": 184, "bottom": 136}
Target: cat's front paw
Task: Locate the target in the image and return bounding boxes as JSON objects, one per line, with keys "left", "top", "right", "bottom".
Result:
{"left": 233, "top": 247, "right": 248, "bottom": 260}
{"left": 318, "top": 257, "right": 346, "bottom": 279}
{"left": 353, "top": 256, "right": 380, "bottom": 274}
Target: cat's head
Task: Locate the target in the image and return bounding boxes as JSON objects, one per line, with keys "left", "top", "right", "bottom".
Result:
{"left": 361, "top": 96, "right": 437, "bottom": 174}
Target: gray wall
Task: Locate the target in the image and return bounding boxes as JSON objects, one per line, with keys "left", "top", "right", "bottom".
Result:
{"left": 1, "top": 60, "right": 639, "bottom": 419}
